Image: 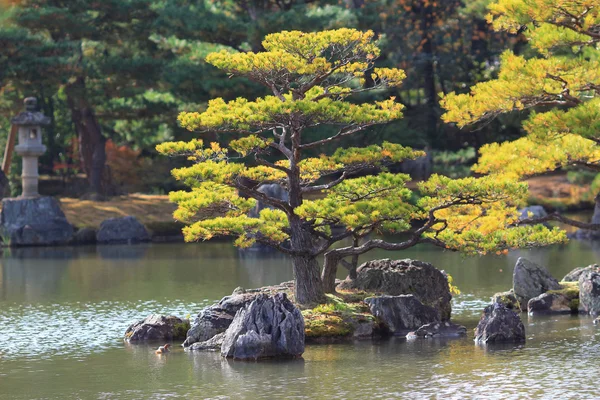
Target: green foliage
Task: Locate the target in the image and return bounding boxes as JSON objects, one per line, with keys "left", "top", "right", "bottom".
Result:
{"left": 160, "top": 28, "right": 566, "bottom": 263}
{"left": 442, "top": 0, "right": 600, "bottom": 181}
{"left": 432, "top": 147, "right": 476, "bottom": 178}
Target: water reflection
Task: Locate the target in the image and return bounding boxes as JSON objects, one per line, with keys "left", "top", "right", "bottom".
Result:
{"left": 1, "top": 241, "right": 600, "bottom": 399}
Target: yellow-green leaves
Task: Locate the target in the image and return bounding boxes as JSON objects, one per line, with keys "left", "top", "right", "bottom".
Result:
{"left": 180, "top": 209, "right": 289, "bottom": 246}
{"left": 332, "top": 142, "right": 422, "bottom": 166}
{"left": 169, "top": 182, "right": 256, "bottom": 223}
{"left": 178, "top": 86, "right": 404, "bottom": 133}
{"left": 443, "top": 0, "right": 600, "bottom": 182}
{"left": 441, "top": 51, "right": 600, "bottom": 128}
{"left": 487, "top": 0, "right": 600, "bottom": 52}
{"left": 474, "top": 135, "right": 600, "bottom": 178}
{"left": 417, "top": 174, "right": 566, "bottom": 254}
{"left": 296, "top": 173, "right": 415, "bottom": 233}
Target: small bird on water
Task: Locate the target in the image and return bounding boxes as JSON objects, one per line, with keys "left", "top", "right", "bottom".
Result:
{"left": 155, "top": 344, "right": 171, "bottom": 354}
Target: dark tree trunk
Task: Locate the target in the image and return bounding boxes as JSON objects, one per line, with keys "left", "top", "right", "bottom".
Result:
{"left": 65, "top": 77, "right": 109, "bottom": 197}
{"left": 321, "top": 253, "right": 340, "bottom": 294}
{"left": 420, "top": 13, "right": 438, "bottom": 143}
{"left": 293, "top": 255, "right": 327, "bottom": 304}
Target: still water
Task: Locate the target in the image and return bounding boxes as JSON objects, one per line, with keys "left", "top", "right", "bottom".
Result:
{"left": 0, "top": 241, "right": 599, "bottom": 399}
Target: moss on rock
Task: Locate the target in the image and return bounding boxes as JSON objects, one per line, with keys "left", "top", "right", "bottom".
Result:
{"left": 550, "top": 282, "right": 580, "bottom": 311}
{"left": 302, "top": 293, "right": 375, "bottom": 338}
{"left": 492, "top": 290, "right": 520, "bottom": 310}
{"left": 173, "top": 320, "right": 191, "bottom": 340}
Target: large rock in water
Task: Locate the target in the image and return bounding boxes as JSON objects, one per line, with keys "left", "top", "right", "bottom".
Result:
{"left": 364, "top": 295, "right": 440, "bottom": 335}
{"left": 579, "top": 269, "right": 600, "bottom": 315}
{"left": 340, "top": 259, "right": 453, "bottom": 320}
{"left": 183, "top": 292, "right": 260, "bottom": 347}
{"left": 563, "top": 265, "right": 600, "bottom": 282}
{"left": 0, "top": 197, "right": 73, "bottom": 246}
{"left": 124, "top": 314, "right": 189, "bottom": 342}
{"left": 96, "top": 216, "right": 150, "bottom": 244}
{"left": 513, "top": 257, "right": 561, "bottom": 311}
{"left": 527, "top": 292, "right": 577, "bottom": 315}
{"left": 221, "top": 293, "right": 304, "bottom": 360}
{"left": 474, "top": 303, "right": 526, "bottom": 343}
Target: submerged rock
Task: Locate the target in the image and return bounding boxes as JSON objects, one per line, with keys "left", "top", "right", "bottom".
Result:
{"left": 221, "top": 293, "right": 304, "bottom": 360}
{"left": 96, "top": 216, "right": 150, "bottom": 244}
{"left": 187, "top": 332, "right": 226, "bottom": 351}
{"left": 513, "top": 257, "right": 561, "bottom": 311}
{"left": 408, "top": 321, "right": 467, "bottom": 339}
{"left": 364, "top": 295, "right": 439, "bottom": 335}
{"left": 474, "top": 303, "right": 525, "bottom": 343}
{"left": 579, "top": 269, "right": 600, "bottom": 315}
{"left": 124, "top": 314, "right": 189, "bottom": 342}
{"left": 0, "top": 196, "right": 73, "bottom": 246}
{"left": 340, "top": 259, "right": 453, "bottom": 320}
{"left": 491, "top": 290, "right": 520, "bottom": 310}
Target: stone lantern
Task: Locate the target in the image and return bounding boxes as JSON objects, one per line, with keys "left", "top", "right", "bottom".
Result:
{"left": 11, "top": 97, "right": 50, "bottom": 198}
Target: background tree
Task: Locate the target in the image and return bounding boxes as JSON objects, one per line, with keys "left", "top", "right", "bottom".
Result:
{"left": 341, "top": 0, "right": 521, "bottom": 150}
{"left": 441, "top": 0, "right": 600, "bottom": 236}
{"left": 0, "top": 0, "right": 352, "bottom": 196}
{"left": 158, "top": 28, "right": 564, "bottom": 304}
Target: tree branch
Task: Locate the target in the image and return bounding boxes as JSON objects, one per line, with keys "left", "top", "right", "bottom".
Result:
{"left": 515, "top": 211, "right": 600, "bottom": 230}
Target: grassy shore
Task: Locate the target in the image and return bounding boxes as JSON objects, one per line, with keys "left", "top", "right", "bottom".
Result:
{"left": 59, "top": 194, "right": 178, "bottom": 231}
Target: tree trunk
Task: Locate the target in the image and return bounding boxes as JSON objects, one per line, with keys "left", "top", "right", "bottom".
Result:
{"left": 419, "top": 3, "right": 438, "bottom": 142}
{"left": 592, "top": 193, "right": 600, "bottom": 225}
{"left": 293, "top": 255, "right": 327, "bottom": 305}
{"left": 321, "top": 253, "right": 340, "bottom": 294}
{"left": 65, "top": 76, "right": 109, "bottom": 197}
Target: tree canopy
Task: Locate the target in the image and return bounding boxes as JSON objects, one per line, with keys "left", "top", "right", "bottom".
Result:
{"left": 441, "top": 0, "right": 600, "bottom": 231}
{"left": 159, "top": 28, "right": 565, "bottom": 304}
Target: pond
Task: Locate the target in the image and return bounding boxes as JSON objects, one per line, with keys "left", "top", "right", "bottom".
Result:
{"left": 0, "top": 240, "right": 599, "bottom": 399}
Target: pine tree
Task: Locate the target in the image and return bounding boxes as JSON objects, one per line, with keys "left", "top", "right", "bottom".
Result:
{"left": 158, "top": 28, "right": 564, "bottom": 304}
{"left": 441, "top": 0, "right": 600, "bottom": 235}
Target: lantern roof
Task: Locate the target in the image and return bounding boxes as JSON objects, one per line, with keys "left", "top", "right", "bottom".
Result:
{"left": 11, "top": 98, "right": 51, "bottom": 126}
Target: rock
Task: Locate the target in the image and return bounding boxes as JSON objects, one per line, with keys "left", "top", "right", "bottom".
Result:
{"left": 513, "top": 257, "right": 561, "bottom": 311}
{"left": 221, "top": 293, "right": 304, "bottom": 360}
{"left": 579, "top": 269, "right": 600, "bottom": 315}
{"left": 594, "top": 317, "right": 600, "bottom": 325}
{"left": 0, "top": 196, "right": 74, "bottom": 246}
{"left": 187, "top": 332, "right": 226, "bottom": 351}
{"left": 408, "top": 321, "right": 467, "bottom": 339}
{"left": 527, "top": 292, "right": 576, "bottom": 315}
{"left": 474, "top": 303, "right": 526, "bottom": 343}
{"left": 395, "top": 152, "right": 432, "bottom": 181}
{"left": 340, "top": 259, "right": 453, "bottom": 320}
{"left": 518, "top": 205, "right": 548, "bottom": 222}
{"left": 562, "top": 265, "right": 600, "bottom": 282}
{"left": 248, "top": 184, "right": 289, "bottom": 219}
{"left": 96, "top": 216, "right": 150, "bottom": 244}
{"left": 183, "top": 292, "right": 260, "bottom": 347}
{"left": 71, "top": 227, "right": 97, "bottom": 245}
{"left": 364, "top": 295, "right": 440, "bottom": 335}
{"left": 124, "top": 314, "right": 189, "bottom": 342}
{"left": 491, "top": 290, "right": 520, "bottom": 310}
{"left": 348, "top": 315, "right": 377, "bottom": 338}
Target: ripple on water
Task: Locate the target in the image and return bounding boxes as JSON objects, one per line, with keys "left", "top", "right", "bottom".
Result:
{"left": 0, "top": 300, "right": 210, "bottom": 360}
